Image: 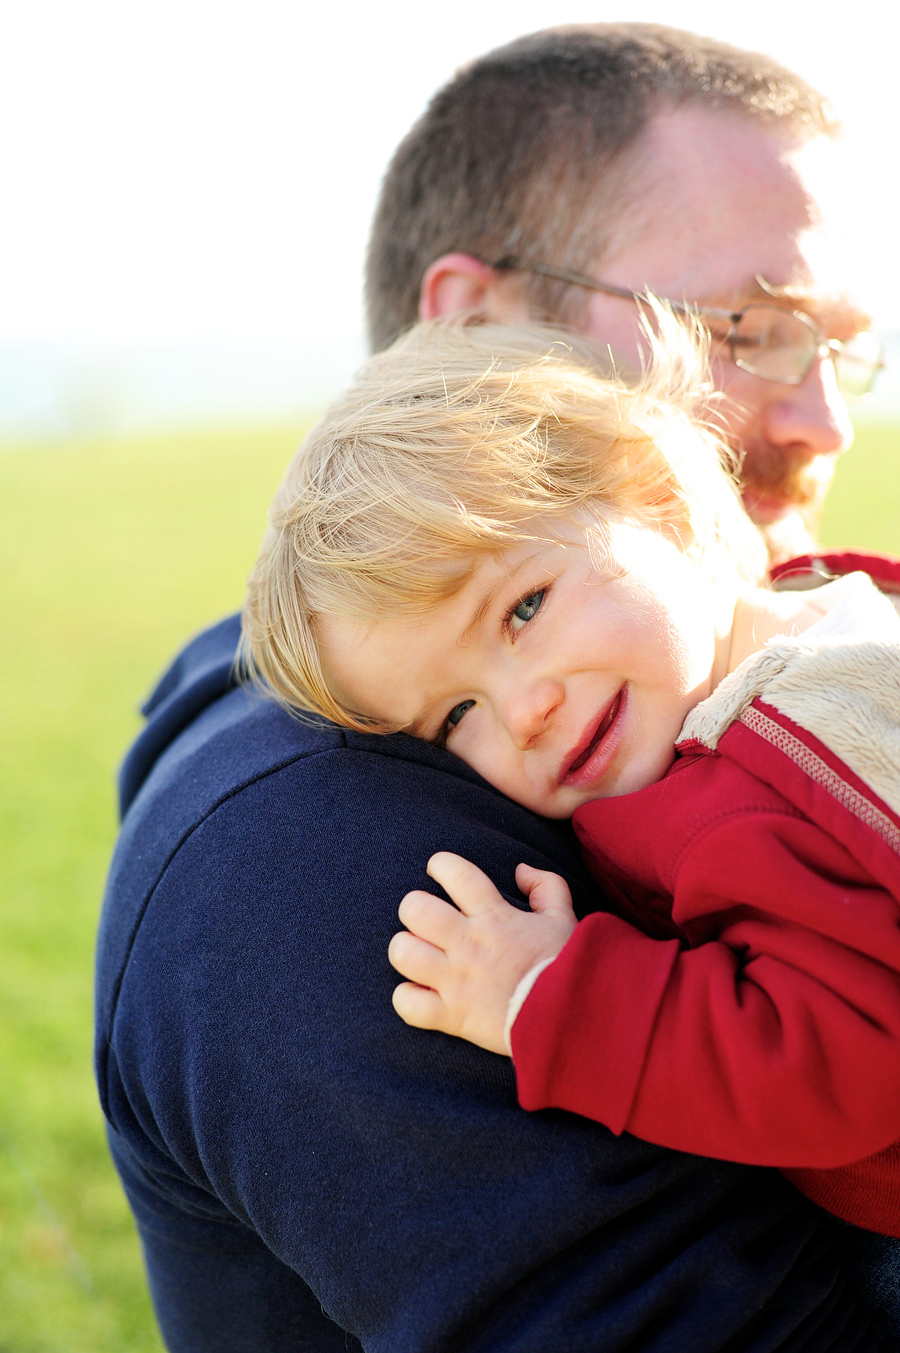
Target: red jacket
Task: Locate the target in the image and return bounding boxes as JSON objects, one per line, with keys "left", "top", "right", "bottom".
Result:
{"left": 512, "top": 555, "right": 900, "bottom": 1236}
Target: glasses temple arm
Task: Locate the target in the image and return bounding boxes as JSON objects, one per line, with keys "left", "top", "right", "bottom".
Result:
{"left": 491, "top": 257, "right": 743, "bottom": 322}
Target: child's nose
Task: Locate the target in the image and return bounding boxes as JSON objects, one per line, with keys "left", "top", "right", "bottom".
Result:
{"left": 505, "top": 677, "right": 564, "bottom": 750}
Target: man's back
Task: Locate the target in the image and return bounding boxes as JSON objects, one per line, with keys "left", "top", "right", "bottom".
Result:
{"left": 96, "top": 614, "right": 881, "bottom": 1350}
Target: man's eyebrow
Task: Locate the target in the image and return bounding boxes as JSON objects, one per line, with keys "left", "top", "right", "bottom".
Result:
{"left": 699, "top": 277, "right": 873, "bottom": 331}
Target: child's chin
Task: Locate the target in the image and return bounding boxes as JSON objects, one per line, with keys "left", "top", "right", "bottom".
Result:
{"left": 515, "top": 791, "right": 574, "bottom": 822}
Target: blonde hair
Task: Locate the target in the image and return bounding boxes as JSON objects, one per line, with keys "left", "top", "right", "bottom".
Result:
{"left": 241, "top": 313, "right": 766, "bottom": 731}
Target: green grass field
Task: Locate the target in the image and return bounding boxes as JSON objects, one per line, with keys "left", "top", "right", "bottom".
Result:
{"left": 1, "top": 419, "right": 898, "bottom": 1350}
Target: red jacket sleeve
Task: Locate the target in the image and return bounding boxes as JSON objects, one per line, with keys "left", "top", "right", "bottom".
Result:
{"left": 511, "top": 808, "right": 900, "bottom": 1168}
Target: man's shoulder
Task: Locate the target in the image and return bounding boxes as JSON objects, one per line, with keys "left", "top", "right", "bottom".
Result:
{"left": 96, "top": 617, "right": 598, "bottom": 1155}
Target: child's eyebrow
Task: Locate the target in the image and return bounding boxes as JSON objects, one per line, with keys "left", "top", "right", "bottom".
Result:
{"left": 457, "top": 578, "right": 509, "bottom": 647}
{"left": 458, "top": 552, "right": 540, "bottom": 646}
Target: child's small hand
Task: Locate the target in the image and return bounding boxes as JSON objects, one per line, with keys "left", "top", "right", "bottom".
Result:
{"left": 389, "top": 852, "right": 577, "bottom": 1056}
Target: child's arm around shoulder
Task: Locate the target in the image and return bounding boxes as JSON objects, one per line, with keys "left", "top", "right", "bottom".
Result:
{"left": 389, "top": 852, "right": 578, "bottom": 1056}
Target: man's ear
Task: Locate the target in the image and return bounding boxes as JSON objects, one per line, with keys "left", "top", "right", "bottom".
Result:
{"left": 419, "top": 253, "right": 530, "bottom": 324}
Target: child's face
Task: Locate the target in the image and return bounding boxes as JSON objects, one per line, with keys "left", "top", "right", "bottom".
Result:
{"left": 319, "top": 516, "right": 731, "bottom": 819}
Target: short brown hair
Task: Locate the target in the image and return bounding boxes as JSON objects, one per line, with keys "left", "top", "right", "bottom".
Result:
{"left": 241, "top": 315, "right": 765, "bottom": 732}
{"left": 365, "top": 23, "right": 837, "bottom": 352}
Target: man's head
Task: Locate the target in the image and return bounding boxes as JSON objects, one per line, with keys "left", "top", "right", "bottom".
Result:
{"left": 365, "top": 24, "right": 876, "bottom": 560}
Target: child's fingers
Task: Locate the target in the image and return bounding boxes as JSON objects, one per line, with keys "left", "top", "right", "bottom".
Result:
{"left": 392, "top": 980, "right": 448, "bottom": 1032}
{"left": 388, "top": 929, "right": 448, "bottom": 988}
{"left": 426, "top": 851, "right": 507, "bottom": 916}
{"left": 398, "top": 889, "right": 463, "bottom": 945}
{"left": 515, "top": 863, "right": 575, "bottom": 916}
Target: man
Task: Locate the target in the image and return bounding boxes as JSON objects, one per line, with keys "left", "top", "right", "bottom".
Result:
{"left": 95, "top": 25, "right": 887, "bottom": 1352}
{"left": 367, "top": 25, "right": 880, "bottom": 566}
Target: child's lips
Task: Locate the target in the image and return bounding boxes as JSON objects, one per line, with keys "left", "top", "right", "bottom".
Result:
{"left": 562, "top": 688, "right": 626, "bottom": 788}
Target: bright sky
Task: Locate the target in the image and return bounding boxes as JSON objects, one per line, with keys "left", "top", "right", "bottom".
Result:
{"left": 4, "top": 0, "right": 899, "bottom": 346}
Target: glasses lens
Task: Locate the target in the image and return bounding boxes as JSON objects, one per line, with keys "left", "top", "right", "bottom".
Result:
{"left": 729, "top": 305, "right": 817, "bottom": 385}
{"left": 833, "top": 330, "right": 883, "bottom": 397}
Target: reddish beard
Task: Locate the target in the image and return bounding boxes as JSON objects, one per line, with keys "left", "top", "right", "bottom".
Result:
{"left": 736, "top": 447, "right": 837, "bottom": 565}
{"left": 739, "top": 444, "right": 830, "bottom": 511}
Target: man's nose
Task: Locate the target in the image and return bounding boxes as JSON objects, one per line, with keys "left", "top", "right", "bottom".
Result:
{"left": 761, "top": 356, "right": 853, "bottom": 461}
{"left": 504, "top": 677, "right": 564, "bottom": 750}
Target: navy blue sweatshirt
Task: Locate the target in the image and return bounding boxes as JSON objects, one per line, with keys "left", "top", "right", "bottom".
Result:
{"left": 95, "top": 614, "right": 882, "bottom": 1351}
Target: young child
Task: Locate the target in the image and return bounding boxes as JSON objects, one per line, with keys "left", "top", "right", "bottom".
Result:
{"left": 241, "top": 316, "right": 900, "bottom": 1322}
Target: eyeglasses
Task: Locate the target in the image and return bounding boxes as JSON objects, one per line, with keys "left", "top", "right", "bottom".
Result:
{"left": 493, "top": 257, "right": 883, "bottom": 397}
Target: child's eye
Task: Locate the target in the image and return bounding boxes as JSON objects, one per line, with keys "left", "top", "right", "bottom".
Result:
{"left": 446, "top": 699, "right": 475, "bottom": 731}
{"left": 435, "top": 698, "right": 476, "bottom": 747}
{"left": 508, "top": 589, "right": 545, "bottom": 633}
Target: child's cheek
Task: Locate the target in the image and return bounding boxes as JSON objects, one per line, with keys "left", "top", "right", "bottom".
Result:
{"left": 453, "top": 712, "right": 508, "bottom": 790}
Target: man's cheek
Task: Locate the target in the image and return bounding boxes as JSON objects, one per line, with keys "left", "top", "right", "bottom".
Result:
{"left": 707, "top": 360, "right": 757, "bottom": 453}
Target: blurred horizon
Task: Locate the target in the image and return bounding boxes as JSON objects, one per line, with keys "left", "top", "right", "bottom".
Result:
{"left": 0, "top": 333, "right": 365, "bottom": 442}
{"left": 2, "top": 329, "right": 899, "bottom": 445}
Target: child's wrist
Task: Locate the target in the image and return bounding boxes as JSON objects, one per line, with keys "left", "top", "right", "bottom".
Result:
{"left": 503, "top": 956, "right": 558, "bottom": 1055}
